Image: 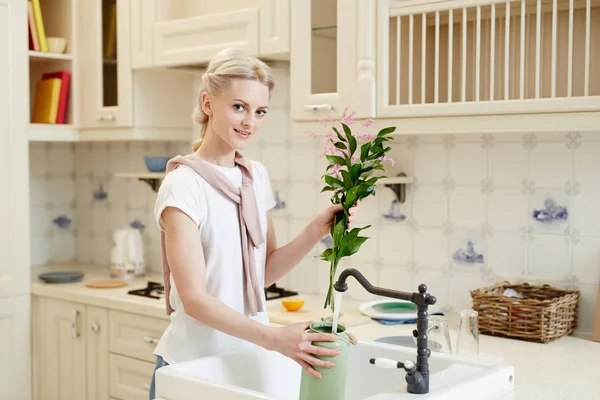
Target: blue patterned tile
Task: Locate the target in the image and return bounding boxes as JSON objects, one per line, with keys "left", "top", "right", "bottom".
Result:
{"left": 93, "top": 183, "right": 108, "bottom": 201}
{"left": 273, "top": 191, "right": 286, "bottom": 210}
{"left": 382, "top": 200, "right": 406, "bottom": 222}
{"left": 130, "top": 219, "right": 145, "bottom": 233}
{"left": 532, "top": 198, "right": 568, "bottom": 224}
{"left": 52, "top": 215, "right": 72, "bottom": 230}
{"left": 452, "top": 240, "right": 484, "bottom": 265}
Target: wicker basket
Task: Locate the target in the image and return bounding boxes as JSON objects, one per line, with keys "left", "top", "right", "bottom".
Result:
{"left": 470, "top": 281, "right": 580, "bottom": 343}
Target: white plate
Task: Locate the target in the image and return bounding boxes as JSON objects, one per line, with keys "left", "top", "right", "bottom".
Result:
{"left": 359, "top": 299, "right": 419, "bottom": 321}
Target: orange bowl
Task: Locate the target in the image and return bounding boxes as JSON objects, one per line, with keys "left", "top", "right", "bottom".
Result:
{"left": 281, "top": 297, "right": 304, "bottom": 312}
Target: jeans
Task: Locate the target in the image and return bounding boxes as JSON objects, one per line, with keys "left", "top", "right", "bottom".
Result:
{"left": 149, "top": 355, "right": 169, "bottom": 400}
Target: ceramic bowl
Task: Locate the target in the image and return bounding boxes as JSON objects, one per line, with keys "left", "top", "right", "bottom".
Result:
{"left": 144, "top": 156, "right": 170, "bottom": 172}
{"left": 46, "top": 37, "right": 67, "bottom": 53}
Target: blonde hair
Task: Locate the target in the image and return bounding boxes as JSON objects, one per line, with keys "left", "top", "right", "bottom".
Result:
{"left": 192, "top": 48, "right": 275, "bottom": 151}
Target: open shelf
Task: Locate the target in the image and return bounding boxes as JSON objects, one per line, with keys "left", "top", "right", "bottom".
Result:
{"left": 376, "top": 173, "right": 413, "bottom": 203}
{"left": 115, "top": 172, "right": 165, "bottom": 192}
{"left": 377, "top": 176, "right": 414, "bottom": 185}
{"left": 28, "top": 123, "right": 78, "bottom": 141}
{"left": 29, "top": 50, "right": 73, "bottom": 62}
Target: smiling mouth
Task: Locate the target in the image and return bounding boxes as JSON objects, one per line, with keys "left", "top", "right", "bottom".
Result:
{"left": 234, "top": 128, "right": 251, "bottom": 137}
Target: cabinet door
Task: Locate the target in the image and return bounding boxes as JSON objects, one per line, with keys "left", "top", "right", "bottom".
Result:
{"left": 0, "top": 296, "right": 31, "bottom": 400}
{"left": 259, "top": 0, "right": 290, "bottom": 58}
{"left": 87, "top": 306, "right": 109, "bottom": 400}
{"left": 78, "top": 0, "right": 132, "bottom": 128}
{"left": 39, "top": 298, "right": 87, "bottom": 400}
{"left": 290, "top": 0, "right": 376, "bottom": 121}
{"left": 130, "top": 0, "right": 155, "bottom": 68}
{"left": 0, "top": 0, "right": 30, "bottom": 298}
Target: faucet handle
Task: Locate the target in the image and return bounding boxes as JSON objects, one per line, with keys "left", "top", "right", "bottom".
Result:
{"left": 369, "top": 358, "right": 417, "bottom": 375}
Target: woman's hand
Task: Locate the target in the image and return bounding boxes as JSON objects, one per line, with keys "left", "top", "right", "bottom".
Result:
{"left": 266, "top": 322, "right": 340, "bottom": 379}
{"left": 310, "top": 201, "right": 360, "bottom": 238}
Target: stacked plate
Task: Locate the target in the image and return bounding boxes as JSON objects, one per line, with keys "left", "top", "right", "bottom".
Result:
{"left": 38, "top": 271, "right": 84, "bottom": 284}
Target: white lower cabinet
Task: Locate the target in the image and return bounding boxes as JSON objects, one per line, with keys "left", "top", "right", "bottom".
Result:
{"left": 33, "top": 296, "right": 168, "bottom": 400}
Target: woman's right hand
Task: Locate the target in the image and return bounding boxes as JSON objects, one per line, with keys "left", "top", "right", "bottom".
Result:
{"left": 267, "top": 321, "right": 341, "bottom": 379}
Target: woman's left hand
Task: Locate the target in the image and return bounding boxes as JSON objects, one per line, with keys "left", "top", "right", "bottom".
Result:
{"left": 310, "top": 201, "right": 360, "bottom": 238}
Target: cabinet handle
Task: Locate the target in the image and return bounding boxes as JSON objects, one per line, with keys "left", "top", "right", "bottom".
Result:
{"left": 71, "top": 310, "right": 79, "bottom": 338}
{"left": 143, "top": 383, "right": 150, "bottom": 391}
{"left": 304, "top": 104, "right": 332, "bottom": 112}
{"left": 143, "top": 336, "right": 159, "bottom": 344}
{"left": 91, "top": 324, "right": 100, "bottom": 333}
{"left": 105, "top": 114, "right": 115, "bottom": 121}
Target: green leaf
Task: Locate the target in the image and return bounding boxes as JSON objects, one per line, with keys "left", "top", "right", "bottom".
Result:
{"left": 342, "top": 123, "right": 357, "bottom": 156}
{"left": 333, "top": 219, "right": 345, "bottom": 244}
{"left": 383, "top": 146, "right": 392, "bottom": 153}
{"left": 350, "top": 164, "right": 361, "bottom": 183}
{"left": 334, "top": 141, "right": 348, "bottom": 150}
{"left": 340, "top": 170, "right": 352, "bottom": 189}
{"left": 324, "top": 175, "right": 343, "bottom": 188}
{"left": 325, "top": 154, "right": 346, "bottom": 166}
{"left": 339, "top": 236, "right": 369, "bottom": 258}
{"left": 377, "top": 126, "right": 396, "bottom": 137}
{"left": 360, "top": 142, "right": 371, "bottom": 162}
{"left": 344, "top": 186, "right": 358, "bottom": 209}
{"left": 320, "top": 186, "right": 335, "bottom": 193}
{"left": 332, "top": 127, "right": 346, "bottom": 143}
{"left": 364, "top": 177, "right": 379, "bottom": 186}
{"left": 319, "top": 248, "right": 336, "bottom": 262}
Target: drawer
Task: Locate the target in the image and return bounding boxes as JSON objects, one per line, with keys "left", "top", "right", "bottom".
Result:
{"left": 109, "top": 353, "right": 155, "bottom": 400}
{"left": 109, "top": 310, "right": 169, "bottom": 362}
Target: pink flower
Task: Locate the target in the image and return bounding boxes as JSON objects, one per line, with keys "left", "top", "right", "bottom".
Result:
{"left": 340, "top": 107, "right": 356, "bottom": 126}
{"left": 304, "top": 130, "right": 317, "bottom": 138}
{"left": 356, "top": 133, "right": 376, "bottom": 141}
{"left": 361, "top": 118, "right": 374, "bottom": 128}
{"left": 378, "top": 156, "right": 396, "bottom": 167}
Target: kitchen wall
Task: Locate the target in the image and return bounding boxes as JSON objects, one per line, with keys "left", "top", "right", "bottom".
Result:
{"left": 29, "top": 64, "right": 600, "bottom": 333}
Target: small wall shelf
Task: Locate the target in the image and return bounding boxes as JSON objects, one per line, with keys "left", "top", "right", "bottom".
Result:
{"left": 29, "top": 51, "right": 73, "bottom": 62}
{"left": 114, "top": 172, "right": 165, "bottom": 192}
{"left": 376, "top": 173, "right": 413, "bottom": 203}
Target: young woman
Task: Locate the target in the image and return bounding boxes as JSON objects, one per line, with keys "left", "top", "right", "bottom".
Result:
{"left": 149, "top": 48, "right": 358, "bottom": 399}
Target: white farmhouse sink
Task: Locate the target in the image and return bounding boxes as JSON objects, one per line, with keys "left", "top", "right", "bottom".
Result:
{"left": 155, "top": 341, "right": 514, "bottom": 400}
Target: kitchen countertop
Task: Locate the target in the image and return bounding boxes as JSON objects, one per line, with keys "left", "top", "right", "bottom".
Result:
{"left": 32, "top": 263, "right": 600, "bottom": 399}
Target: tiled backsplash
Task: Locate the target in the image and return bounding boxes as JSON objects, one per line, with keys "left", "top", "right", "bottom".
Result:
{"left": 29, "top": 65, "right": 599, "bottom": 333}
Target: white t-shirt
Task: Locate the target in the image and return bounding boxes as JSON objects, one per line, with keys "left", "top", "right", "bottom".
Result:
{"left": 153, "top": 159, "right": 277, "bottom": 364}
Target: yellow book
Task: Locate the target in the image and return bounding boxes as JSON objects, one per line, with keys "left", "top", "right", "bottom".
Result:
{"left": 32, "top": 78, "right": 62, "bottom": 124}
{"left": 30, "top": 0, "right": 47, "bottom": 52}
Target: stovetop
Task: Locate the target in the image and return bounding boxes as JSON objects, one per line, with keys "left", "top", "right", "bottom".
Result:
{"left": 127, "top": 281, "right": 298, "bottom": 301}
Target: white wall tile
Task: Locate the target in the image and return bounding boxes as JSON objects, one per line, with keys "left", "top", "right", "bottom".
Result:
{"left": 413, "top": 144, "right": 447, "bottom": 184}
{"left": 90, "top": 143, "right": 110, "bottom": 177}
{"left": 343, "top": 261, "right": 380, "bottom": 301}
{"left": 108, "top": 142, "right": 130, "bottom": 174}
{"left": 49, "top": 177, "right": 75, "bottom": 207}
{"left": 414, "top": 228, "right": 447, "bottom": 269}
{"left": 448, "top": 271, "right": 485, "bottom": 311}
{"left": 289, "top": 144, "right": 316, "bottom": 181}
{"left": 262, "top": 144, "right": 289, "bottom": 181}
{"left": 48, "top": 143, "right": 74, "bottom": 176}
{"left": 574, "top": 189, "right": 600, "bottom": 236}
{"left": 528, "top": 234, "right": 571, "bottom": 279}
{"left": 261, "top": 108, "right": 290, "bottom": 144}
{"left": 286, "top": 257, "right": 318, "bottom": 294}
{"left": 30, "top": 177, "right": 47, "bottom": 207}
{"left": 573, "top": 238, "right": 600, "bottom": 285}
{"left": 378, "top": 225, "right": 412, "bottom": 265}
{"left": 530, "top": 143, "right": 572, "bottom": 188}
{"left": 378, "top": 266, "right": 414, "bottom": 294}
{"left": 128, "top": 179, "right": 150, "bottom": 210}
{"left": 490, "top": 143, "right": 527, "bottom": 186}
{"left": 530, "top": 189, "right": 570, "bottom": 234}
{"left": 575, "top": 142, "right": 600, "bottom": 189}
{"left": 269, "top": 66, "right": 290, "bottom": 109}
{"left": 488, "top": 188, "right": 527, "bottom": 232}
{"left": 350, "top": 233, "right": 378, "bottom": 263}
{"left": 449, "top": 144, "right": 487, "bottom": 185}
{"left": 29, "top": 144, "right": 47, "bottom": 177}
{"left": 575, "top": 284, "right": 599, "bottom": 333}
{"left": 488, "top": 233, "right": 526, "bottom": 276}
{"left": 413, "top": 269, "right": 449, "bottom": 310}
{"left": 288, "top": 182, "right": 317, "bottom": 218}
{"left": 450, "top": 187, "right": 486, "bottom": 230}
{"left": 386, "top": 143, "right": 414, "bottom": 177}
{"left": 413, "top": 186, "right": 447, "bottom": 227}
{"left": 450, "top": 230, "right": 486, "bottom": 271}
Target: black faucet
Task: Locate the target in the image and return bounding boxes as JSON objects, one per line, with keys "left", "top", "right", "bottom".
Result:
{"left": 333, "top": 268, "right": 437, "bottom": 395}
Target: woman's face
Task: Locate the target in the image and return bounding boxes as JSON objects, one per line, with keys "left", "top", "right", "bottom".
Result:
{"left": 203, "top": 79, "right": 270, "bottom": 150}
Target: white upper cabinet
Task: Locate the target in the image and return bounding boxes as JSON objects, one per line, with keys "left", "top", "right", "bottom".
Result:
{"left": 153, "top": 0, "right": 260, "bottom": 67}
{"left": 130, "top": 0, "right": 155, "bottom": 69}
{"left": 290, "top": 0, "right": 377, "bottom": 121}
{"left": 259, "top": 0, "right": 290, "bottom": 59}
{"left": 377, "top": 0, "right": 600, "bottom": 132}
{"left": 78, "top": 0, "right": 133, "bottom": 128}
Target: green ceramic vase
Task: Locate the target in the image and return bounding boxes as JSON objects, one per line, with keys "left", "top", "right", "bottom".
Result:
{"left": 298, "top": 320, "right": 352, "bottom": 400}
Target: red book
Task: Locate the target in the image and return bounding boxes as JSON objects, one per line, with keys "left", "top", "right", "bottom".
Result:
{"left": 42, "top": 71, "right": 71, "bottom": 124}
